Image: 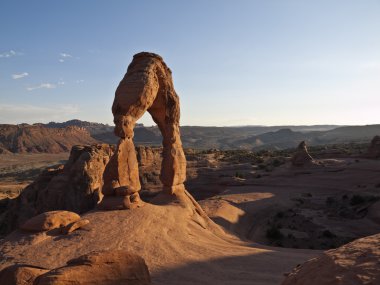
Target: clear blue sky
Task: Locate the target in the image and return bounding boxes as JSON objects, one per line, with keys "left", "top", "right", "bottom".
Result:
{"left": 1, "top": 0, "right": 379, "bottom": 126}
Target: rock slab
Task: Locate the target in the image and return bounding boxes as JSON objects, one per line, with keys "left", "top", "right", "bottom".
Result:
{"left": 282, "top": 233, "right": 380, "bottom": 285}
{"left": 34, "top": 250, "right": 151, "bottom": 285}
{"left": 20, "top": 211, "right": 81, "bottom": 232}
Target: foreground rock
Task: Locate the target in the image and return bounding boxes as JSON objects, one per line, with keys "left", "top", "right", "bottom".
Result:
{"left": 282, "top": 233, "right": 380, "bottom": 285}
{"left": 0, "top": 265, "right": 48, "bottom": 285}
{"left": 20, "top": 211, "right": 80, "bottom": 232}
{"left": 291, "top": 141, "right": 314, "bottom": 166}
{"left": 0, "top": 191, "right": 316, "bottom": 285}
{"left": 0, "top": 144, "right": 113, "bottom": 237}
{"left": 0, "top": 250, "right": 150, "bottom": 285}
{"left": 34, "top": 250, "right": 151, "bottom": 285}
{"left": 368, "top": 135, "right": 380, "bottom": 159}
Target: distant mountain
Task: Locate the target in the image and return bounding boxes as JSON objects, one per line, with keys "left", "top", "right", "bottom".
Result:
{"left": 232, "top": 125, "right": 380, "bottom": 150}
{"left": 0, "top": 124, "right": 97, "bottom": 154}
{"left": 1, "top": 120, "right": 379, "bottom": 153}
{"left": 43, "top": 119, "right": 144, "bottom": 135}
{"left": 235, "top": 128, "right": 307, "bottom": 150}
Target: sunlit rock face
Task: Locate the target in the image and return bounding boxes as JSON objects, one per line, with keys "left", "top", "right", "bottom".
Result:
{"left": 101, "top": 52, "right": 187, "bottom": 210}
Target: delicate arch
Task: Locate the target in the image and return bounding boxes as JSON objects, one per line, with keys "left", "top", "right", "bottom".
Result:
{"left": 102, "top": 52, "right": 186, "bottom": 209}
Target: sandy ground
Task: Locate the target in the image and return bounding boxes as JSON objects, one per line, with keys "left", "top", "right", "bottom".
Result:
{"left": 0, "top": 154, "right": 379, "bottom": 284}
{"left": 199, "top": 158, "right": 380, "bottom": 249}
{"left": 0, "top": 153, "right": 68, "bottom": 199}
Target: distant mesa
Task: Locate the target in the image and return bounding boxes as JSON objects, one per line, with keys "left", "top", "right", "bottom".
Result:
{"left": 44, "top": 119, "right": 144, "bottom": 129}
{"left": 291, "top": 141, "right": 314, "bottom": 166}
{"left": 0, "top": 124, "right": 97, "bottom": 153}
{"left": 1, "top": 121, "right": 380, "bottom": 153}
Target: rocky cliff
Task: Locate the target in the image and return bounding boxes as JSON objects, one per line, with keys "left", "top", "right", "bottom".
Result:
{"left": 0, "top": 124, "right": 97, "bottom": 154}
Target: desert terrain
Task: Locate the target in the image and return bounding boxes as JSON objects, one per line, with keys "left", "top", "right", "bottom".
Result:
{"left": 0, "top": 153, "right": 67, "bottom": 200}
{"left": 0, "top": 140, "right": 379, "bottom": 284}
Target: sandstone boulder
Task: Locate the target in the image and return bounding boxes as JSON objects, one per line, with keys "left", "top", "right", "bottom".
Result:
{"left": 368, "top": 135, "right": 380, "bottom": 158}
{"left": 34, "top": 250, "right": 151, "bottom": 285}
{"left": 60, "top": 219, "right": 90, "bottom": 235}
{"left": 0, "top": 265, "right": 48, "bottom": 285}
{"left": 282, "top": 233, "right": 380, "bottom": 285}
{"left": 20, "top": 211, "right": 81, "bottom": 232}
{"left": 291, "top": 141, "right": 314, "bottom": 166}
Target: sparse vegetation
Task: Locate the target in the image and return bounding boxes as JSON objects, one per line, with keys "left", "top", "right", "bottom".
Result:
{"left": 326, "top": 197, "right": 337, "bottom": 206}
{"left": 275, "top": 211, "right": 285, "bottom": 219}
{"left": 350, "top": 194, "right": 379, "bottom": 206}
{"left": 322, "top": 230, "right": 336, "bottom": 238}
{"left": 234, "top": 172, "right": 244, "bottom": 179}
{"left": 266, "top": 225, "right": 284, "bottom": 240}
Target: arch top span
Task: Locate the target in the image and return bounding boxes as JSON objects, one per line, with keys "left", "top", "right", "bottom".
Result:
{"left": 100, "top": 52, "right": 186, "bottom": 210}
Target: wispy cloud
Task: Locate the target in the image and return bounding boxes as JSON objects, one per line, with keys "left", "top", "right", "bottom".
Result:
{"left": 12, "top": 72, "right": 29, "bottom": 79}
{"left": 0, "top": 50, "right": 23, "bottom": 58}
{"left": 76, "top": 79, "right": 84, "bottom": 83}
{"left": 0, "top": 103, "right": 80, "bottom": 123}
{"left": 60, "top": 53, "right": 72, "bottom": 58}
{"left": 26, "top": 83, "right": 56, "bottom": 91}
{"left": 59, "top": 52, "right": 73, "bottom": 62}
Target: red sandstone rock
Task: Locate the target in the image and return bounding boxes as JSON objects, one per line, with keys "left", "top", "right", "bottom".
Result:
{"left": 101, "top": 52, "right": 187, "bottom": 209}
{"left": 34, "top": 250, "right": 151, "bottom": 285}
{"left": 60, "top": 219, "right": 90, "bottom": 235}
{"left": 0, "top": 144, "right": 113, "bottom": 237}
{"left": 20, "top": 211, "right": 81, "bottom": 232}
{"left": 282, "top": 233, "right": 380, "bottom": 285}
{"left": 103, "top": 139, "right": 141, "bottom": 196}
{"left": 0, "top": 265, "right": 48, "bottom": 285}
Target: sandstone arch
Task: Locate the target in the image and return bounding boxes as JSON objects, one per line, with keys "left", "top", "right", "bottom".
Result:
{"left": 101, "top": 52, "right": 186, "bottom": 209}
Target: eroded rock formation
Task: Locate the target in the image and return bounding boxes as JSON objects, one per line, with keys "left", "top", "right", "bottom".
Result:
{"left": 291, "top": 141, "right": 314, "bottom": 166}
{"left": 0, "top": 144, "right": 113, "bottom": 237}
{"left": 368, "top": 135, "right": 380, "bottom": 159}
{"left": 101, "top": 52, "right": 186, "bottom": 209}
